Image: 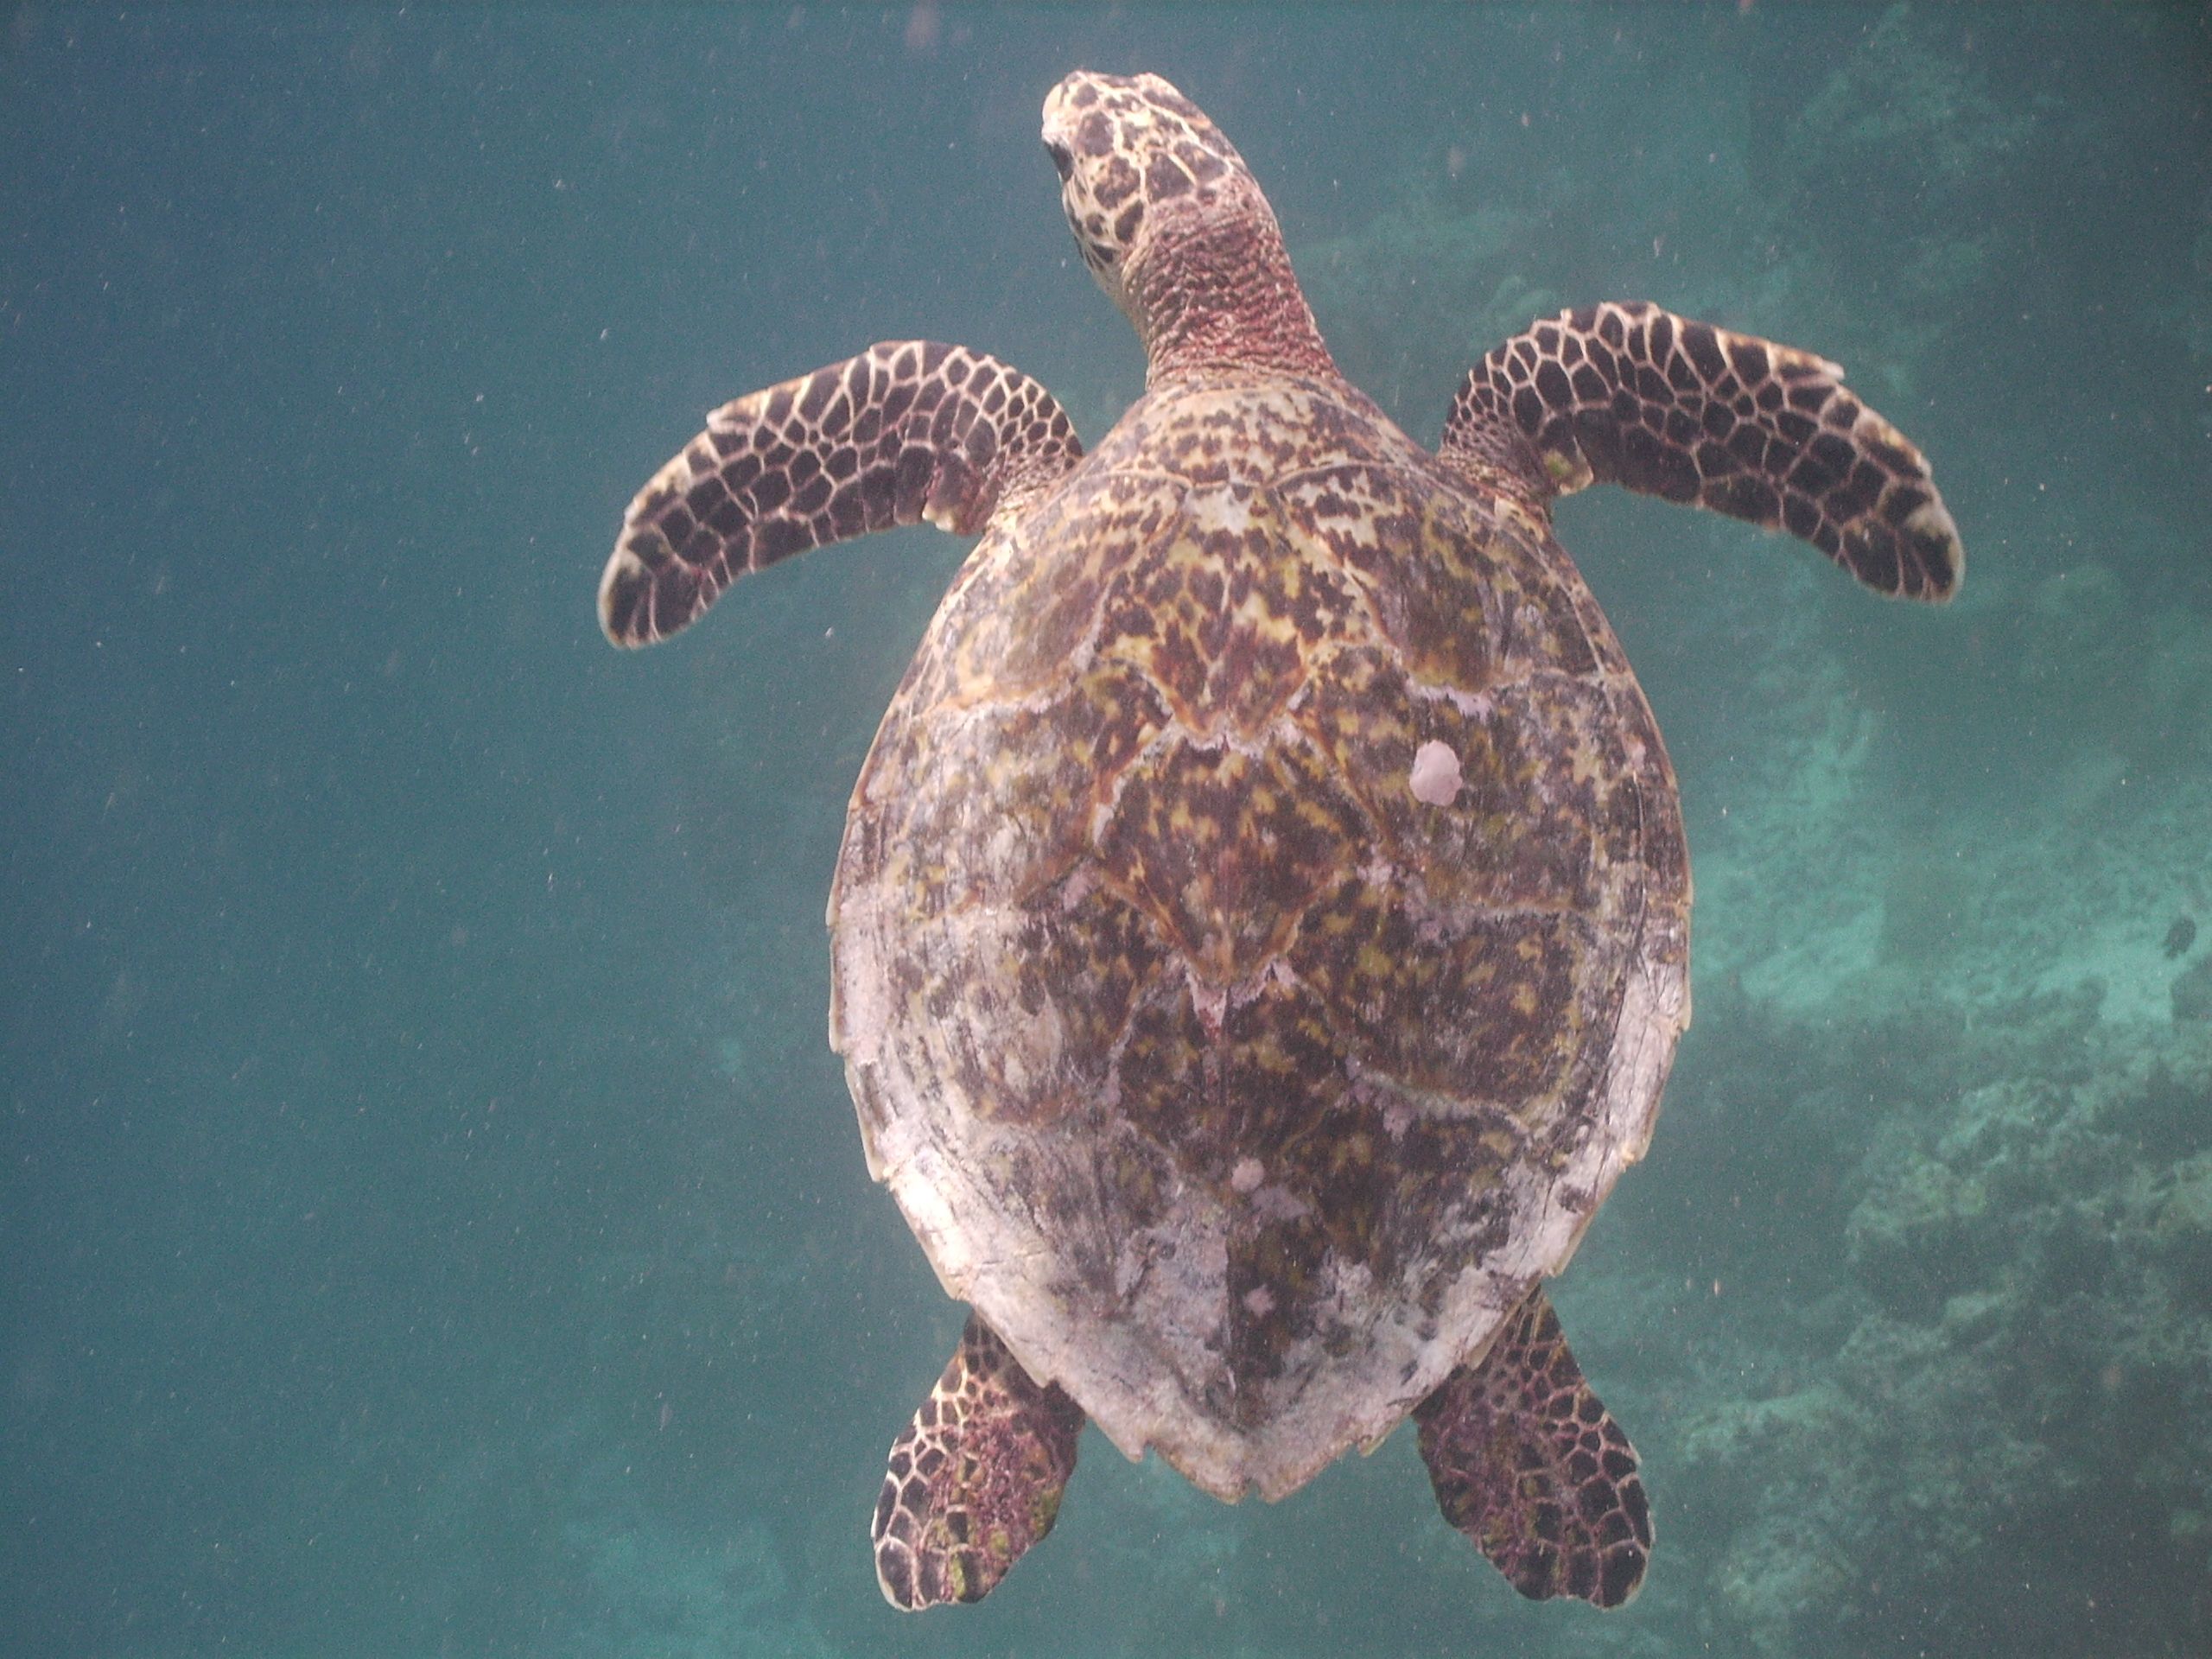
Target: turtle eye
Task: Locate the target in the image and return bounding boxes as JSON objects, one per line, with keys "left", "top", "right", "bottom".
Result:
{"left": 1044, "top": 139, "right": 1074, "bottom": 182}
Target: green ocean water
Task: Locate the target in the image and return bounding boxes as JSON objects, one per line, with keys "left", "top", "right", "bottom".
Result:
{"left": 3, "top": 5, "right": 2209, "bottom": 1656}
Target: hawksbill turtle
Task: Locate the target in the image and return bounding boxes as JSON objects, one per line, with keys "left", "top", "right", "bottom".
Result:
{"left": 597, "top": 70, "right": 1961, "bottom": 1612}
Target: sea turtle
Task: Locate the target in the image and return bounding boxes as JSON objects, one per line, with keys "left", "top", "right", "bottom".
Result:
{"left": 598, "top": 70, "right": 1961, "bottom": 1612}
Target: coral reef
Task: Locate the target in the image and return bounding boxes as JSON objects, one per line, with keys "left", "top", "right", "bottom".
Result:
{"left": 1673, "top": 1012, "right": 2212, "bottom": 1656}
{"left": 1649, "top": 570, "right": 2212, "bottom": 1654}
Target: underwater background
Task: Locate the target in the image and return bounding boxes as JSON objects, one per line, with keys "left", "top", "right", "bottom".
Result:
{"left": 4, "top": 4, "right": 2209, "bottom": 1655}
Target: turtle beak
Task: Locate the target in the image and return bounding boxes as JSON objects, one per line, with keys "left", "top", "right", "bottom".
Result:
{"left": 1044, "top": 138, "right": 1074, "bottom": 183}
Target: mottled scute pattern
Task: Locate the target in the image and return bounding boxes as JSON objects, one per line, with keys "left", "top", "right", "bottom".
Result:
{"left": 1041, "top": 69, "right": 1243, "bottom": 276}
{"left": 1415, "top": 1289, "right": 1651, "bottom": 1610}
{"left": 599, "top": 340, "right": 1082, "bottom": 645}
{"left": 834, "top": 372, "right": 1691, "bottom": 1503}
{"left": 872, "top": 1313, "right": 1084, "bottom": 1611}
{"left": 1447, "top": 301, "right": 1962, "bottom": 601}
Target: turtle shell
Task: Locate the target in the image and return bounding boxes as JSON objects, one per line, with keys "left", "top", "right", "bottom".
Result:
{"left": 830, "top": 369, "right": 1690, "bottom": 1503}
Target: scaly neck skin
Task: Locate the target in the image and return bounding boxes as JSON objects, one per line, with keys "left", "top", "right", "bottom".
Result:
{"left": 1128, "top": 211, "right": 1339, "bottom": 387}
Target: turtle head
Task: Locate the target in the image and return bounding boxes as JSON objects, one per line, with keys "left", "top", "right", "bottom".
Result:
{"left": 1040, "top": 71, "right": 1249, "bottom": 288}
{"left": 1042, "top": 71, "right": 1334, "bottom": 381}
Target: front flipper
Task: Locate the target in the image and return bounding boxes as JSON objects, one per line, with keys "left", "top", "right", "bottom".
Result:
{"left": 1414, "top": 1288, "right": 1651, "bottom": 1610}
{"left": 1442, "top": 300, "right": 1961, "bottom": 601}
{"left": 600, "top": 340, "right": 1084, "bottom": 645}
{"left": 871, "top": 1313, "right": 1086, "bottom": 1611}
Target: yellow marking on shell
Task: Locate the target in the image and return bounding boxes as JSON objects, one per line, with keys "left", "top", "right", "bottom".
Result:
{"left": 1496, "top": 494, "right": 1551, "bottom": 544}
{"left": 830, "top": 362, "right": 1694, "bottom": 1454}
{"left": 1090, "top": 478, "right": 1344, "bottom": 741}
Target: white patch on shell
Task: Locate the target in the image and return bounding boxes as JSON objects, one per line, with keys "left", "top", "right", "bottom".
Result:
{"left": 1188, "top": 970, "right": 1229, "bottom": 1039}
{"left": 1249, "top": 1182, "right": 1309, "bottom": 1225}
{"left": 1408, "top": 739, "right": 1463, "bottom": 806}
{"left": 1230, "top": 1155, "right": 1264, "bottom": 1194}
{"left": 1183, "top": 484, "right": 1255, "bottom": 534}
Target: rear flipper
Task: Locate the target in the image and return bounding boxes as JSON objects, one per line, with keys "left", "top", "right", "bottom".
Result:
{"left": 871, "top": 1312, "right": 1085, "bottom": 1610}
{"left": 1414, "top": 1288, "right": 1651, "bottom": 1609}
